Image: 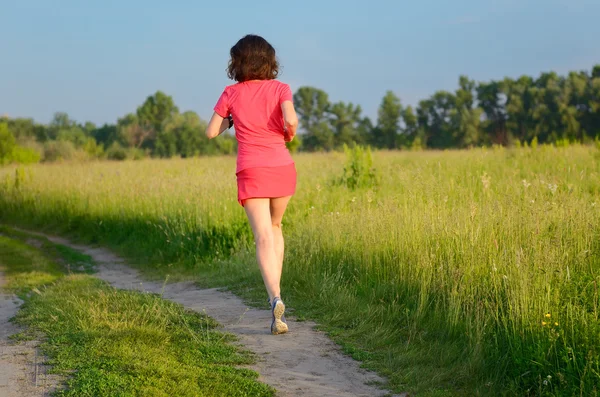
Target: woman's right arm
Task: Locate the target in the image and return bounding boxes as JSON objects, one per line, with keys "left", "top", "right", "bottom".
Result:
{"left": 281, "top": 101, "right": 298, "bottom": 142}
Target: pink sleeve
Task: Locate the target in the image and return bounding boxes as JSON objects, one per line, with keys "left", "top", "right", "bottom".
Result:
{"left": 279, "top": 83, "right": 293, "bottom": 104}
{"left": 213, "top": 88, "right": 230, "bottom": 118}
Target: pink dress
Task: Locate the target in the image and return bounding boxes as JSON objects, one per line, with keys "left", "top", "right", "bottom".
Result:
{"left": 213, "top": 79, "right": 297, "bottom": 206}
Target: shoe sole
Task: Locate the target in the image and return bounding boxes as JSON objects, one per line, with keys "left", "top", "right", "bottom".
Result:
{"left": 271, "top": 300, "right": 288, "bottom": 335}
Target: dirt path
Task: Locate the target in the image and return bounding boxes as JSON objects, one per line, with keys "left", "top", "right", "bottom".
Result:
{"left": 0, "top": 270, "right": 60, "bottom": 397}
{"left": 38, "top": 235, "right": 401, "bottom": 397}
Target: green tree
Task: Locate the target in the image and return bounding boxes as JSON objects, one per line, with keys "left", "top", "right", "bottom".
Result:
{"left": 161, "top": 111, "right": 208, "bottom": 157}
{"left": 453, "top": 76, "right": 483, "bottom": 147}
{"left": 329, "top": 101, "right": 364, "bottom": 148}
{"left": 293, "top": 86, "right": 333, "bottom": 151}
{"left": 374, "top": 91, "right": 402, "bottom": 149}
{"left": 402, "top": 106, "right": 418, "bottom": 145}
{"left": 136, "top": 91, "right": 179, "bottom": 151}
{"left": 117, "top": 113, "right": 152, "bottom": 149}
{"left": 589, "top": 65, "right": 600, "bottom": 138}
{"left": 504, "top": 76, "right": 535, "bottom": 144}
{"left": 92, "top": 124, "right": 119, "bottom": 147}
{"left": 477, "top": 81, "right": 508, "bottom": 145}
{"left": 419, "top": 91, "right": 457, "bottom": 149}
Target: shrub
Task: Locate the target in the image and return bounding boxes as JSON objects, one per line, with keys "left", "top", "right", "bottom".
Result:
{"left": 410, "top": 136, "right": 423, "bottom": 151}
{"left": 531, "top": 136, "right": 538, "bottom": 149}
{"left": 0, "top": 123, "right": 16, "bottom": 162}
{"left": 9, "top": 146, "right": 41, "bottom": 164}
{"left": 106, "top": 142, "right": 127, "bottom": 161}
{"left": 43, "top": 140, "right": 77, "bottom": 162}
{"left": 337, "top": 144, "right": 379, "bottom": 190}
{"left": 83, "top": 138, "right": 104, "bottom": 158}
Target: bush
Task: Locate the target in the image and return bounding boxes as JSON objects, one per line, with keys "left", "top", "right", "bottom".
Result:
{"left": 0, "top": 123, "right": 16, "bottom": 162}
{"left": 83, "top": 138, "right": 104, "bottom": 158}
{"left": 9, "top": 146, "right": 41, "bottom": 164}
{"left": 411, "top": 136, "right": 424, "bottom": 151}
{"left": 43, "top": 140, "right": 77, "bottom": 162}
{"left": 531, "top": 136, "right": 538, "bottom": 149}
{"left": 106, "top": 142, "right": 127, "bottom": 161}
{"left": 337, "top": 144, "right": 379, "bottom": 190}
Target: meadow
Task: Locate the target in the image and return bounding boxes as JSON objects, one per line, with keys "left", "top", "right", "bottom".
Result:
{"left": 1, "top": 145, "right": 599, "bottom": 396}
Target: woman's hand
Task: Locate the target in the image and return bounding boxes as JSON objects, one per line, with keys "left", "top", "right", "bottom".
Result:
{"left": 281, "top": 101, "right": 298, "bottom": 142}
{"left": 284, "top": 128, "right": 294, "bottom": 142}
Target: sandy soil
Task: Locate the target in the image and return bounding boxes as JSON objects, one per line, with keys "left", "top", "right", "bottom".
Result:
{"left": 0, "top": 270, "right": 61, "bottom": 397}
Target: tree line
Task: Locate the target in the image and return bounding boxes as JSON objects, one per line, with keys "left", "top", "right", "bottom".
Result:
{"left": 1, "top": 64, "right": 599, "bottom": 164}
{"left": 295, "top": 64, "right": 600, "bottom": 151}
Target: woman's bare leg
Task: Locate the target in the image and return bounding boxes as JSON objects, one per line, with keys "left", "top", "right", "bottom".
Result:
{"left": 269, "top": 195, "right": 292, "bottom": 299}
{"left": 244, "top": 196, "right": 292, "bottom": 302}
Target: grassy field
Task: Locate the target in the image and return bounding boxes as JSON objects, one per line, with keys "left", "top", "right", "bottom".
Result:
{"left": 1, "top": 145, "right": 599, "bottom": 396}
{"left": 0, "top": 229, "right": 273, "bottom": 396}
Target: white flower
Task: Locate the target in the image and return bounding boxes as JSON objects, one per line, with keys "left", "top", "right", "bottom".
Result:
{"left": 522, "top": 179, "right": 531, "bottom": 188}
{"left": 548, "top": 183, "right": 558, "bottom": 195}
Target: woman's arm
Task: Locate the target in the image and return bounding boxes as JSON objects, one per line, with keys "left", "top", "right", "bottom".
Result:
{"left": 206, "top": 112, "right": 231, "bottom": 139}
{"left": 281, "top": 100, "right": 298, "bottom": 142}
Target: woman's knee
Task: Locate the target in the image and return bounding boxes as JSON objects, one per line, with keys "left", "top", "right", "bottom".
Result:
{"left": 255, "top": 229, "right": 274, "bottom": 248}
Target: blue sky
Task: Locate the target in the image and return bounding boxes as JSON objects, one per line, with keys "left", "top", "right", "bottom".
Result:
{"left": 1, "top": 0, "right": 599, "bottom": 125}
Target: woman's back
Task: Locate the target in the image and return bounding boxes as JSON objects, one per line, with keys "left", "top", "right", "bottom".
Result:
{"left": 214, "top": 79, "right": 293, "bottom": 173}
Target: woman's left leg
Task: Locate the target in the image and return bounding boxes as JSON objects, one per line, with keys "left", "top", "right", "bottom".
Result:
{"left": 244, "top": 198, "right": 280, "bottom": 302}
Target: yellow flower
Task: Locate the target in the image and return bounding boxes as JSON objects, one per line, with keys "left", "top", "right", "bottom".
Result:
{"left": 545, "top": 313, "right": 551, "bottom": 318}
{"left": 554, "top": 322, "right": 559, "bottom": 326}
{"left": 542, "top": 321, "right": 547, "bottom": 326}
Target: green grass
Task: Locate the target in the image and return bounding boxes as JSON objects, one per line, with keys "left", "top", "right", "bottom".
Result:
{"left": 1, "top": 145, "right": 599, "bottom": 396}
{"left": 0, "top": 232, "right": 274, "bottom": 397}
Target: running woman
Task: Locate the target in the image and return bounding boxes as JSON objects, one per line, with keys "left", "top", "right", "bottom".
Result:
{"left": 206, "top": 34, "right": 298, "bottom": 335}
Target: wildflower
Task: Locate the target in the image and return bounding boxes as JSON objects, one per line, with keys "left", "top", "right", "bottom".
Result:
{"left": 548, "top": 183, "right": 558, "bottom": 195}
{"left": 592, "top": 202, "right": 597, "bottom": 207}
{"left": 542, "top": 321, "right": 547, "bottom": 326}
{"left": 351, "top": 197, "right": 356, "bottom": 203}
{"left": 522, "top": 179, "right": 531, "bottom": 188}
{"left": 545, "top": 313, "right": 551, "bottom": 318}
{"left": 554, "top": 322, "right": 558, "bottom": 326}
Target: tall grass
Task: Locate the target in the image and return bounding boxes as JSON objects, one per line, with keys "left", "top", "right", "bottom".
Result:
{"left": 1, "top": 146, "right": 599, "bottom": 396}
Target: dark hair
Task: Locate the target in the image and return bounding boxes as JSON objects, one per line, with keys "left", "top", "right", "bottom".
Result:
{"left": 227, "top": 35, "right": 279, "bottom": 82}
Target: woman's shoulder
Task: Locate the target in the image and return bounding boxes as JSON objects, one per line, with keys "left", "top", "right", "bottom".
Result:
{"left": 271, "top": 79, "right": 290, "bottom": 88}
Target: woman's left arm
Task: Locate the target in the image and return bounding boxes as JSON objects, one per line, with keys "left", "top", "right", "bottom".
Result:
{"left": 206, "top": 112, "right": 232, "bottom": 139}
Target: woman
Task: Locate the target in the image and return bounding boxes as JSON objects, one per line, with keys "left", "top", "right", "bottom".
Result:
{"left": 205, "top": 34, "right": 298, "bottom": 335}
